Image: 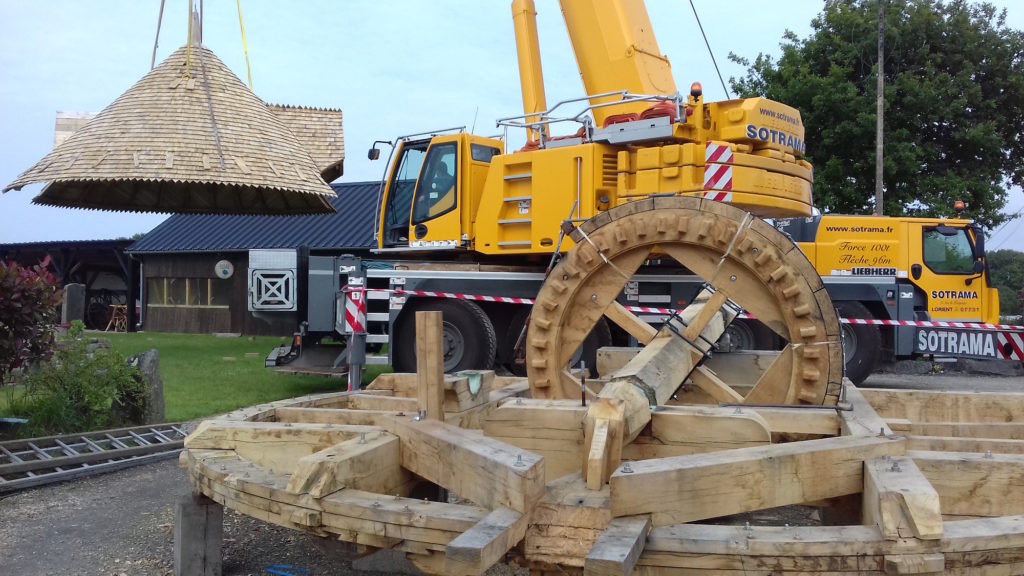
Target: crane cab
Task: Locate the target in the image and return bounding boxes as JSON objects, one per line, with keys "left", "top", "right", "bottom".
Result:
{"left": 374, "top": 132, "right": 503, "bottom": 252}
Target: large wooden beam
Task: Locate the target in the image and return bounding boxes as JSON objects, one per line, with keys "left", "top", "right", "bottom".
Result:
{"left": 584, "top": 515, "right": 652, "bottom": 576}
{"left": 912, "top": 450, "right": 1024, "bottom": 517}
{"left": 184, "top": 421, "right": 385, "bottom": 473}
{"left": 610, "top": 434, "right": 906, "bottom": 526}
{"left": 862, "top": 388, "right": 1024, "bottom": 423}
{"left": 907, "top": 435, "right": 1024, "bottom": 455}
{"left": 862, "top": 456, "right": 942, "bottom": 540}
{"left": 445, "top": 507, "right": 527, "bottom": 575}
{"left": 285, "top": 432, "right": 408, "bottom": 498}
{"left": 392, "top": 416, "right": 545, "bottom": 513}
{"left": 649, "top": 406, "right": 771, "bottom": 451}
{"left": 417, "top": 311, "right": 446, "bottom": 421}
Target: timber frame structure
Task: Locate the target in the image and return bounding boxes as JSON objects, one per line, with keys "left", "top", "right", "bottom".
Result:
{"left": 182, "top": 340, "right": 1024, "bottom": 575}
{"left": 182, "top": 196, "right": 1022, "bottom": 576}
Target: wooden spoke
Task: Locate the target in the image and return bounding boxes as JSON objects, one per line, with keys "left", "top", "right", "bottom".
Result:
{"left": 603, "top": 301, "right": 657, "bottom": 345}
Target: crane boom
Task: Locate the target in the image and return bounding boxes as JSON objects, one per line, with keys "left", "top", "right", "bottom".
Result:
{"left": 558, "top": 0, "right": 677, "bottom": 126}
{"left": 511, "top": 0, "right": 549, "bottom": 141}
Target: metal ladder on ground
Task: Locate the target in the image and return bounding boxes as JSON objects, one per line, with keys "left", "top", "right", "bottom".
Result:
{"left": 0, "top": 422, "right": 188, "bottom": 494}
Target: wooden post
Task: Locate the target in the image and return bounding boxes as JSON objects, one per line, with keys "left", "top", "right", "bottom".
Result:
{"left": 174, "top": 493, "right": 222, "bottom": 576}
{"left": 416, "top": 311, "right": 445, "bottom": 421}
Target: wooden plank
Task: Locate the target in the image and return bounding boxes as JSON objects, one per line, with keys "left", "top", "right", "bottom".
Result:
{"left": 346, "top": 394, "right": 420, "bottom": 413}
{"left": 901, "top": 422, "right": 1024, "bottom": 440}
{"left": 604, "top": 301, "right": 657, "bottom": 345}
{"left": 912, "top": 450, "right": 1024, "bottom": 517}
{"left": 584, "top": 515, "right": 652, "bottom": 576}
{"left": 483, "top": 399, "right": 586, "bottom": 481}
{"left": 746, "top": 406, "right": 841, "bottom": 436}
{"left": 417, "top": 311, "right": 445, "bottom": 420}
{"left": 610, "top": 434, "right": 906, "bottom": 526}
{"left": 841, "top": 384, "right": 894, "bottom": 437}
{"left": 446, "top": 506, "right": 527, "bottom": 575}
{"left": 649, "top": 405, "right": 771, "bottom": 451}
{"left": 688, "top": 366, "right": 743, "bottom": 404}
{"left": 273, "top": 407, "right": 400, "bottom": 427}
{"left": 907, "top": 435, "right": 1024, "bottom": 455}
{"left": 861, "top": 388, "right": 1024, "bottom": 423}
{"left": 392, "top": 416, "right": 545, "bottom": 513}
{"left": 285, "top": 432, "right": 409, "bottom": 498}
{"left": 862, "top": 456, "right": 943, "bottom": 541}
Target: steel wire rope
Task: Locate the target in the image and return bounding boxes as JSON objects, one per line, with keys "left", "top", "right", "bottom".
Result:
{"left": 688, "top": 0, "right": 730, "bottom": 99}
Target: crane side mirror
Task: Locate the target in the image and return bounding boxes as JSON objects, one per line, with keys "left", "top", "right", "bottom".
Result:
{"left": 368, "top": 147, "right": 381, "bottom": 161}
{"left": 973, "top": 259, "right": 985, "bottom": 274}
{"left": 970, "top": 225, "right": 985, "bottom": 256}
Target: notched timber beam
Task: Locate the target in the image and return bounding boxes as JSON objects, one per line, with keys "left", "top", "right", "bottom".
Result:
{"left": 285, "top": 431, "right": 409, "bottom": 498}
{"left": 863, "top": 456, "right": 942, "bottom": 541}
{"left": 445, "top": 506, "right": 527, "bottom": 575}
{"left": 584, "top": 515, "right": 652, "bottom": 576}
{"left": 610, "top": 434, "right": 906, "bottom": 526}
{"left": 184, "top": 421, "right": 387, "bottom": 473}
{"left": 392, "top": 416, "right": 544, "bottom": 513}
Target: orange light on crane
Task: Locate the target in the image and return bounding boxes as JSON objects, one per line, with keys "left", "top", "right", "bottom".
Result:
{"left": 690, "top": 82, "right": 703, "bottom": 97}
{"left": 954, "top": 200, "right": 965, "bottom": 216}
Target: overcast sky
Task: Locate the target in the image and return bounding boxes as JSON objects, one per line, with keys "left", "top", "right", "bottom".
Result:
{"left": 1, "top": 0, "right": 1021, "bottom": 250}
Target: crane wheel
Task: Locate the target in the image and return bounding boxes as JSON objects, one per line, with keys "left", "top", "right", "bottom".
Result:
{"left": 526, "top": 196, "right": 843, "bottom": 406}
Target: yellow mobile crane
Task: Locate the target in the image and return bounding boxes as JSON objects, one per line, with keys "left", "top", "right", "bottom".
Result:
{"left": 263, "top": 0, "right": 1007, "bottom": 394}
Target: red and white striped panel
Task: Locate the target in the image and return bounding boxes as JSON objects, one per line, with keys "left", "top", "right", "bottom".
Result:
{"left": 997, "top": 331, "right": 1024, "bottom": 360}
{"left": 344, "top": 288, "right": 366, "bottom": 334}
{"left": 703, "top": 141, "right": 733, "bottom": 202}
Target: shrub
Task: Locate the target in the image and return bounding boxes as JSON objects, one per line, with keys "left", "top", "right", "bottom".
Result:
{"left": 0, "top": 257, "right": 62, "bottom": 384}
{"left": 5, "top": 327, "right": 145, "bottom": 437}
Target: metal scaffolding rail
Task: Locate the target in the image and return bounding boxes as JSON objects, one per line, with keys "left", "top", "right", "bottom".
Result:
{"left": 0, "top": 422, "right": 188, "bottom": 494}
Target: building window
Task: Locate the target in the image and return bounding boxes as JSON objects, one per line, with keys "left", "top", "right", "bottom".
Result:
{"left": 147, "top": 278, "right": 231, "bottom": 308}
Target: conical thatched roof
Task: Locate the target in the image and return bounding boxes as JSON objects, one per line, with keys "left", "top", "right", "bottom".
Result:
{"left": 268, "top": 104, "right": 345, "bottom": 184}
{"left": 4, "top": 45, "right": 336, "bottom": 215}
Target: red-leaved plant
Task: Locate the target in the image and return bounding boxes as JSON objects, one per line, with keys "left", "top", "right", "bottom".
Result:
{"left": 0, "top": 256, "right": 63, "bottom": 384}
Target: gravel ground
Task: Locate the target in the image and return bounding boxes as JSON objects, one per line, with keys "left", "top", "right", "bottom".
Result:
{"left": 1, "top": 371, "right": 1019, "bottom": 575}
{"left": 0, "top": 457, "right": 394, "bottom": 576}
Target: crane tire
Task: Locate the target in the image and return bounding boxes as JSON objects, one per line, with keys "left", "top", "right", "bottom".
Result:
{"left": 836, "top": 301, "right": 881, "bottom": 385}
{"left": 392, "top": 298, "right": 497, "bottom": 374}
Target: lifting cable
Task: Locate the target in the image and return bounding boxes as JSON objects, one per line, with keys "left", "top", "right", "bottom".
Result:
{"left": 185, "top": 0, "right": 193, "bottom": 77}
{"left": 195, "top": 0, "right": 226, "bottom": 169}
{"left": 151, "top": 0, "right": 166, "bottom": 69}
{"left": 236, "top": 0, "right": 254, "bottom": 90}
{"left": 688, "top": 0, "right": 730, "bottom": 99}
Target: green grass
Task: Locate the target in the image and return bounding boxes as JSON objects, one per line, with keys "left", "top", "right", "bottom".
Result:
{"left": 86, "top": 331, "right": 389, "bottom": 422}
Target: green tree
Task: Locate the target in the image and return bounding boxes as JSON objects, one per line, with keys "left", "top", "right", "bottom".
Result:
{"left": 988, "top": 249, "right": 1024, "bottom": 316}
{"left": 729, "top": 0, "right": 1024, "bottom": 229}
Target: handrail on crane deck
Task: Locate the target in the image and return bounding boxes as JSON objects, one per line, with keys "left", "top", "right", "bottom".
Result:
{"left": 496, "top": 91, "right": 685, "bottom": 149}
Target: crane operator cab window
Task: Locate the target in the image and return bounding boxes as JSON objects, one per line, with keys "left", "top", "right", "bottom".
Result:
{"left": 412, "top": 143, "right": 458, "bottom": 224}
{"left": 923, "top": 227, "right": 974, "bottom": 274}
{"left": 382, "top": 140, "right": 428, "bottom": 246}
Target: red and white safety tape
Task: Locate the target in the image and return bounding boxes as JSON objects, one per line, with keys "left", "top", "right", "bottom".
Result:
{"left": 371, "top": 287, "right": 1024, "bottom": 333}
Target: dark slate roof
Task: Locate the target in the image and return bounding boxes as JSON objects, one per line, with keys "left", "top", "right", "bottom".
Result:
{"left": 0, "top": 239, "right": 134, "bottom": 251}
{"left": 127, "top": 182, "right": 379, "bottom": 254}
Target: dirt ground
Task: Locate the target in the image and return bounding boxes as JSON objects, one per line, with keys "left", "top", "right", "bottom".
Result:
{"left": 0, "top": 371, "right": 1019, "bottom": 576}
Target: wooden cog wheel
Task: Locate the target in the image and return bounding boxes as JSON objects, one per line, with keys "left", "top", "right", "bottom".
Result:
{"left": 526, "top": 196, "right": 843, "bottom": 406}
